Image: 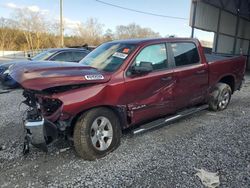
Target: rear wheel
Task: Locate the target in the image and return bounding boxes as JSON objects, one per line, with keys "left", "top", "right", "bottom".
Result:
{"left": 73, "top": 107, "right": 121, "bottom": 160}
{"left": 209, "top": 83, "right": 232, "bottom": 111}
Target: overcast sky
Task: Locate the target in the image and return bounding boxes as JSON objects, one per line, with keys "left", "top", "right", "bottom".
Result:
{"left": 0, "top": 0, "right": 214, "bottom": 41}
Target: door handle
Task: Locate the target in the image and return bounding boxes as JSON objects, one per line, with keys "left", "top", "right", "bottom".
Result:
{"left": 195, "top": 70, "right": 206, "bottom": 75}
{"left": 161, "top": 76, "right": 172, "bottom": 81}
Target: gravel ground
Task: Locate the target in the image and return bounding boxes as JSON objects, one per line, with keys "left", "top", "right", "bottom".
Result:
{"left": 0, "top": 75, "right": 249, "bottom": 187}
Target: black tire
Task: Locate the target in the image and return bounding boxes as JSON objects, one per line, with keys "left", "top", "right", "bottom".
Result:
{"left": 73, "top": 107, "right": 121, "bottom": 160}
{"left": 209, "top": 83, "right": 232, "bottom": 111}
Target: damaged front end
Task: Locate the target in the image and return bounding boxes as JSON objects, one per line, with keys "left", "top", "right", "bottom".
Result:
{"left": 7, "top": 61, "right": 112, "bottom": 154}
{"left": 22, "top": 90, "right": 62, "bottom": 153}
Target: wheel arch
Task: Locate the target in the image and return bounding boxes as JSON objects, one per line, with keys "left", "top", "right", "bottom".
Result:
{"left": 218, "top": 75, "right": 235, "bottom": 92}
{"left": 69, "top": 105, "right": 129, "bottom": 135}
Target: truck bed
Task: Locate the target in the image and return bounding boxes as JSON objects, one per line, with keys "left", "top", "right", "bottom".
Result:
{"left": 205, "top": 53, "right": 240, "bottom": 63}
{"left": 206, "top": 54, "right": 246, "bottom": 91}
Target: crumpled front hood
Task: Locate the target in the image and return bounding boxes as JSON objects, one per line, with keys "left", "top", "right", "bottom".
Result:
{"left": 9, "top": 61, "right": 111, "bottom": 91}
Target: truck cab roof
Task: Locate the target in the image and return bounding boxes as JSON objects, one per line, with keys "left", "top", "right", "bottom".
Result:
{"left": 107, "top": 37, "right": 199, "bottom": 45}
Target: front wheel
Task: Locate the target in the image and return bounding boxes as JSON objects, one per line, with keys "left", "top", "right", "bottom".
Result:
{"left": 73, "top": 107, "right": 121, "bottom": 160}
{"left": 209, "top": 83, "right": 232, "bottom": 111}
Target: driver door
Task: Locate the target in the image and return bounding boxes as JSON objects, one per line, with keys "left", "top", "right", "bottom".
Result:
{"left": 124, "top": 43, "right": 176, "bottom": 124}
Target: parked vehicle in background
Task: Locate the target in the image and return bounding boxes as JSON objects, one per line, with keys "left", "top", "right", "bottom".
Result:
{"left": 28, "top": 48, "right": 90, "bottom": 62}
{"left": 67, "top": 44, "right": 96, "bottom": 51}
{"left": 9, "top": 38, "right": 246, "bottom": 160}
{"left": 0, "top": 48, "right": 90, "bottom": 88}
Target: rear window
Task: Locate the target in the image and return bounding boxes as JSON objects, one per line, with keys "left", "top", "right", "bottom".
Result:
{"left": 171, "top": 42, "right": 200, "bottom": 67}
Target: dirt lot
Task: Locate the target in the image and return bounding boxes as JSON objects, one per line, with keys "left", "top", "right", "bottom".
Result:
{"left": 0, "top": 74, "right": 249, "bottom": 187}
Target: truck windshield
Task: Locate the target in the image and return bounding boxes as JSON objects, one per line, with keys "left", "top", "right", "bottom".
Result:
{"left": 80, "top": 43, "right": 136, "bottom": 72}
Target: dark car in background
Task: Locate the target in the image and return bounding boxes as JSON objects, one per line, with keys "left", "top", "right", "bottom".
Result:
{"left": 0, "top": 48, "right": 90, "bottom": 88}
{"left": 29, "top": 48, "right": 90, "bottom": 62}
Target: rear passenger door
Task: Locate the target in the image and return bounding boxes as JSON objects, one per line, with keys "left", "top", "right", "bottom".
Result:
{"left": 170, "top": 42, "right": 208, "bottom": 109}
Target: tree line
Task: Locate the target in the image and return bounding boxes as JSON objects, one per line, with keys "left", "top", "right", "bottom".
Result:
{"left": 0, "top": 7, "right": 160, "bottom": 51}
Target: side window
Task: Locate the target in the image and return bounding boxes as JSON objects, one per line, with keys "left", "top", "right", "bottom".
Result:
{"left": 171, "top": 43, "right": 200, "bottom": 67}
{"left": 71, "top": 51, "right": 88, "bottom": 62}
{"left": 134, "top": 43, "right": 168, "bottom": 71}
{"left": 50, "top": 52, "right": 73, "bottom": 62}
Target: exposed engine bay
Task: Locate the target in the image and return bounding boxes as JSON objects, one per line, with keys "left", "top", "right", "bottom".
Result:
{"left": 22, "top": 90, "right": 64, "bottom": 154}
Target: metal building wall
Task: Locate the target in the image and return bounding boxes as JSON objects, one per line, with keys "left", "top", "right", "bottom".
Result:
{"left": 190, "top": 0, "right": 250, "bottom": 69}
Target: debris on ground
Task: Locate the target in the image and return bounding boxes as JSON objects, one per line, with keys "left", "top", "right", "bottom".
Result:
{"left": 0, "top": 145, "right": 6, "bottom": 151}
{"left": 194, "top": 168, "right": 220, "bottom": 188}
{"left": 0, "top": 90, "right": 11, "bottom": 94}
{"left": 59, "top": 147, "right": 70, "bottom": 153}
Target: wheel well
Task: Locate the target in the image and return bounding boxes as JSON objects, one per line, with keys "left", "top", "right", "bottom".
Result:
{"left": 219, "top": 76, "right": 235, "bottom": 92}
{"left": 68, "top": 105, "right": 128, "bottom": 135}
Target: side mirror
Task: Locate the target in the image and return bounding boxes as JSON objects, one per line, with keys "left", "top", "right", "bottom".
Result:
{"left": 131, "top": 61, "right": 153, "bottom": 75}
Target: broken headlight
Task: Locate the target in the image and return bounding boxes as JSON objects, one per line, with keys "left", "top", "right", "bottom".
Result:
{"left": 39, "top": 98, "right": 63, "bottom": 116}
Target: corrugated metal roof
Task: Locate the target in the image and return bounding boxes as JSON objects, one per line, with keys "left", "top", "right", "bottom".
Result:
{"left": 200, "top": 0, "right": 250, "bottom": 20}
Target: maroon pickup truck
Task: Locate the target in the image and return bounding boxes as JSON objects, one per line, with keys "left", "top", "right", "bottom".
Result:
{"left": 9, "top": 38, "right": 246, "bottom": 160}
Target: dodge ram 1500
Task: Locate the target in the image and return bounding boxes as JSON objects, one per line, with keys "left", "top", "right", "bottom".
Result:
{"left": 9, "top": 38, "right": 246, "bottom": 160}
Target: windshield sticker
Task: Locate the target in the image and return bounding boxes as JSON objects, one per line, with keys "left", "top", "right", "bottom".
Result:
{"left": 85, "top": 74, "right": 104, "bottom": 80}
{"left": 112, "top": 52, "right": 128, "bottom": 59}
{"left": 122, "top": 48, "right": 130, "bottom": 53}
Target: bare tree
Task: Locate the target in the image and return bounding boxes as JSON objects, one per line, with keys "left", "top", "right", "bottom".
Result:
{"left": 115, "top": 23, "right": 160, "bottom": 39}
{"left": 13, "top": 8, "right": 48, "bottom": 50}
{"left": 103, "top": 29, "right": 114, "bottom": 42}
{"left": 0, "top": 17, "right": 20, "bottom": 50}
{"left": 0, "top": 18, "right": 8, "bottom": 50}
{"left": 75, "top": 18, "right": 104, "bottom": 45}
{"left": 1, "top": 12, "right": 163, "bottom": 50}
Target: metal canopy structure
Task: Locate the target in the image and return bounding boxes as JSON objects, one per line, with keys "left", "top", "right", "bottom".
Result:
{"left": 202, "top": 0, "right": 250, "bottom": 19}
{"left": 190, "top": 0, "right": 250, "bottom": 69}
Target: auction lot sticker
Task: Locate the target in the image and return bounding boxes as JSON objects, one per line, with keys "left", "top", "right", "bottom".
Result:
{"left": 112, "top": 52, "right": 128, "bottom": 59}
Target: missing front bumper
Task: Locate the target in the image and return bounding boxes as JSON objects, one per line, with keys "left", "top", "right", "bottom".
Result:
{"left": 24, "top": 118, "right": 58, "bottom": 152}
